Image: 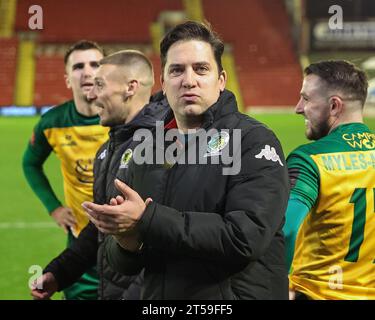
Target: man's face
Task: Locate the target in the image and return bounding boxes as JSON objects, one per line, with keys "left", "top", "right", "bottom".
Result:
{"left": 295, "top": 74, "right": 332, "bottom": 140}
{"left": 65, "top": 49, "right": 103, "bottom": 102}
{"left": 88, "top": 64, "right": 129, "bottom": 127}
{"left": 162, "top": 40, "right": 226, "bottom": 122}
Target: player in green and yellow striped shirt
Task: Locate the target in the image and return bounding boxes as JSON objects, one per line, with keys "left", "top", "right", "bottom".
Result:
{"left": 22, "top": 41, "right": 108, "bottom": 299}
{"left": 284, "top": 60, "right": 375, "bottom": 300}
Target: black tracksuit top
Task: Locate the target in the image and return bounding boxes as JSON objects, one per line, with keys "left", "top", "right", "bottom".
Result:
{"left": 44, "top": 93, "right": 169, "bottom": 299}
{"left": 105, "top": 90, "right": 290, "bottom": 300}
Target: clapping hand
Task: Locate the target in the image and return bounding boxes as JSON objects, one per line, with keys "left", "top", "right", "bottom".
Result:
{"left": 82, "top": 179, "right": 151, "bottom": 235}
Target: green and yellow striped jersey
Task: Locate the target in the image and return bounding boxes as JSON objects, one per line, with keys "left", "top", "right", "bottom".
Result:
{"left": 23, "top": 100, "right": 109, "bottom": 236}
{"left": 287, "top": 123, "right": 375, "bottom": 300}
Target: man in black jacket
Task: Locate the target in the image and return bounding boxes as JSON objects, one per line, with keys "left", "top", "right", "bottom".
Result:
{"left": 84, "top": 21, "right": 290, "bottom": 300}
{"left": 30, "top": 50, "right": 168, "bottom": 299}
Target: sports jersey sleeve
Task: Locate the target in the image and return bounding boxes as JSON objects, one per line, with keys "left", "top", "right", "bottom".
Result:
{"left": 22, "top": 119, "right": 62, "bottom": 213}
{"left": 283, "top": 198, "right": 309, "bottom": 272}
{"left": 283, "top": 149, "right": 320, "bottom": 272}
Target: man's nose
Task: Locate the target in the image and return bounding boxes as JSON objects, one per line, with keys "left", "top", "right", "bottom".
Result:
{"left": 182, "top": 68, "right": 196, "bottom": 88}
{"left": 83, "top": 64, "right": 95, "bottom": 77}
{"left": 295, "top": 99, "right": 304, "bottom": 115}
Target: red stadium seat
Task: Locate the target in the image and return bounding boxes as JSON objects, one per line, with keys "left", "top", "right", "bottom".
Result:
{"left": 15, "top": 0, "right": 183, "bottom": 43}
{"left": 34, "top": 54, "right": 72, "bottom": 106}
{"left": 203, "top": 0, "right": 302, "bottom": 107}
{"left": 0, "top": 38, "right": 18, "bottom": 106}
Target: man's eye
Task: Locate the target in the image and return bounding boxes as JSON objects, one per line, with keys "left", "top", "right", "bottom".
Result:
{"left": 195, "top": 66, "right": 209, "bottom": 74}
{"left": 73, "top": 64, "right": 84, "bottom": 70}
{"left": 169, "top": 68, "right": 183, "bottom": 76}
{"left": 95, "top": 82, "right": 104, "bottom": 89}
{"left": 91, "top": 62, "right": 100, "bottom": 68}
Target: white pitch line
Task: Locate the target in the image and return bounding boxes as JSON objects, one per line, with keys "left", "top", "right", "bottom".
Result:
{"left": 0, "top": 222, "right": 57, "bottom": 229}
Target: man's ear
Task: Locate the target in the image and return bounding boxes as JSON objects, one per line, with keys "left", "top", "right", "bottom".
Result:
{"left": 219, "top": 70, "right": 227, "bottom": 92}
{"left": 329, "top": 95, "right": 344, "bottom": 117}
{"left": 64, "top": 74, "right": 71, "bottom": 89}
{"left": 124, "top": 80, "right": 139, "bottom": 99}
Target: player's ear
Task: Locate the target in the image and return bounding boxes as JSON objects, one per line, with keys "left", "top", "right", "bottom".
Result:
{"left": 329, "top": 95, "right": 344, "bottom": 117}
{"left": 64, "top": 74, "right": 71, "bottom": 89}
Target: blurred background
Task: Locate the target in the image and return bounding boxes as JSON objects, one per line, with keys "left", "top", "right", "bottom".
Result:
{"left": 0, "top": 0, "right": 374, "bottom": 299}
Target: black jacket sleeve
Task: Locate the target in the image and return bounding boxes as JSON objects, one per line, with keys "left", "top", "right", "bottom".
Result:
{"left": 104, "top": 236, "right": 144, "bottom": 276}
{"left": 120, "top": 270, "right": 144, "bottom": 300}
{"left": 137, "top": 126, "right": 289, "bottom": 269}
{"left": 43, "top": 222, "right": 99, "bottom": 290}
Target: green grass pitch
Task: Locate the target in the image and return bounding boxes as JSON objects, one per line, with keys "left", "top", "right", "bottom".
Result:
{"left": 0, "top": 113, "right": 374, "bottom": 299}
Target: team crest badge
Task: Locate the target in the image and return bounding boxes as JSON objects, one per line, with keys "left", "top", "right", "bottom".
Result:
{"left": 119, "top": 149, "right": 133, "bottom": 169}
{"left": 204, "top": 131, "right": 230, "bottom": 157}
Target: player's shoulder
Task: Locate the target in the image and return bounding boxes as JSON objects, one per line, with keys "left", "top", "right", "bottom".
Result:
{"left": 290, "top": 131, "right": 348, "bottom": 159}
{"left": 291, "top": 123, "right": 374, "bottom": 157}
{"left": 290, "top": 141, "right": 320, "bottom": 157}
{"left": 38, "top": 100, "right": 75, "bottom": 129}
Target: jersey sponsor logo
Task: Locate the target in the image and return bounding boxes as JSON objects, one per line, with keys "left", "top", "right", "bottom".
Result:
{"left": 80, "top": 133, "right": 107, "bottom": 142}
{"left": 75, "top": 158, "right": 94, "bottom": 183}
{"left": 98, "top": 149, "right": 107, "bottom": 160}
{"left": 204, "top": 131, "right": 230, "bottom": 157}
{"left": 255, "top": 144, "right": 284, "bottom": 166}
{"left": 120, "top": 149, "right": 133, "bottom": 169}
{"left": 342, "top": 132, "right": 375, "bottom": 149}
{"left": 61, "top": 134, "right": 77, "bottom": 147}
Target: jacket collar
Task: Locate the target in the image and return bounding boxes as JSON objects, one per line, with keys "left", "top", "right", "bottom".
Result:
{"left": 109, "top": 92, "right": 170, "bottom": 144}
{"left": 201, "top": 89, "right": 238, "bottom": 128}
{"left": 163, "top": 89, "right": 239, "bottom": 130}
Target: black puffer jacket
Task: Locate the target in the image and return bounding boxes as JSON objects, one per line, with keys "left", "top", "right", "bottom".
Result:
{"left": 105, "top": 90, "right": 290, "bottom": 300}
{"left": 44, "top": 93, "right": 169, "bottom": 299}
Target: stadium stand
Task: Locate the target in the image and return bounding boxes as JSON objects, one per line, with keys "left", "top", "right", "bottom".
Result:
{"left": 12, "top": 0, "right": 184, "bottom": 106}
{"left": 0, "top": 38, "right": 18, "bottom": 106}
{"left": 14, "top": 0, "right": 183, "bottom": 43}
{"left": 203, "top": 0, "right": 302, "bottom": 107}
{"left": 33, "top": 53, "right": 71, "bottom": 106}
{"left": 149, "top": 53, "right": 163, "bottom": 94}
{"left": 3, "top": 0, "right": 302, "bottom": 108}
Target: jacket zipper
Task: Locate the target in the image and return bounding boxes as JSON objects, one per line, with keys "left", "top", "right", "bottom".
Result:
{"left": 99, "top": 133, "right": 115, "bottom": 299}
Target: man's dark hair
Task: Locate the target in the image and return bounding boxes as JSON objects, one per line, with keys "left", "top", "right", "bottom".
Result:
{"left": 160, "top": 21, "right": 224, "bottom": 74}
{"left": 64, "top": 40, "right": 105, "bottom": 65}
{"left": 305, "top": 60, "right": 368, "bottom": 106}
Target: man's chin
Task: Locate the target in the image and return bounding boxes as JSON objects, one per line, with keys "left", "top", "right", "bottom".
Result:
{"left": 183, "top": 104, "right": 203, "bottom": 116}
{"left": 83, "top": 95, "right": 92, "bottom": 103}
{"left": 306, "top": 128, "right": 317, "bottom": 140}
{"left": 99, "top": 118, "right": 109, "bottom": 127}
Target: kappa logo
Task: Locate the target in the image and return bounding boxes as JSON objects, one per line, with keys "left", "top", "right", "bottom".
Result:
{"left": 255, "top": 145, "right": 283, "bottom": 166}
{"left": 120, "top": 149, "right": 133, "bottom": 169}
{"left": 204, "top": 131, "right": 230, "bottom": 157}
{"left": 98, "top": 149, "right": 107, "bottom": 160}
